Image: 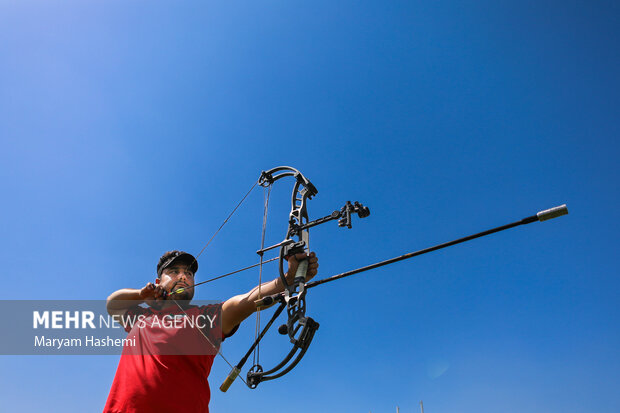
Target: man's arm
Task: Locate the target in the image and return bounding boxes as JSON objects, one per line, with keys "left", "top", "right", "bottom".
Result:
{"left": 106, "top": 283, "right": 166, "bottom": 327}
{"left": 221, "top": 252, "right": 318, "bottom": 336}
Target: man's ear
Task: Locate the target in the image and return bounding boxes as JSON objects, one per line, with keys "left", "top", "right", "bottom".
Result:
{"left": 155, "top": 278, "right": 160, "bottom": 285}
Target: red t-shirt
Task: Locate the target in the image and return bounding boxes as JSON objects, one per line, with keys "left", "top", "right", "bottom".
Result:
{"left": 103, "top": 303, "right": 229, "bottom": 413}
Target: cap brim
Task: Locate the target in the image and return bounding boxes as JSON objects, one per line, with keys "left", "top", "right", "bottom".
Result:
{"left": 160, "top": 252, "right": 198, "bottom": 275}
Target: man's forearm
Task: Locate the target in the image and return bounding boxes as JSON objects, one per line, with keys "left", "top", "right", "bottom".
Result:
{"left": 246, "top": 275, "right": 288, "bottom": 303}
{"left": 221, "top": 273, "right": 292, "bottom": 334}
{"left": 106, "top": 289, "right": 144, "bottom": 311}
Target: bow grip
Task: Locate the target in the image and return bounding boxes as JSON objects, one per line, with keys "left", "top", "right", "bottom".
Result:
{"left": 294, "top": 258, "right": 308, "bottom": 283}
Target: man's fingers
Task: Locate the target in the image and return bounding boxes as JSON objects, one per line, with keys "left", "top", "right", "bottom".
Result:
{"left": 154, "top": 285, "right": 168, "bottom": 300}
{"left": 140, "top": 282, "right": 157, "bottom": 299}
{"left": 307, "top": 252, "right": 318, "bottom": 277}
{"left": 292, "top": 251, "right": 317, "bottom": 260}
{"left": 309, "top": 263, "right": 318, "bottom": 275}
{"left": 287, "top": 251, "right": 319, "bottom": 279}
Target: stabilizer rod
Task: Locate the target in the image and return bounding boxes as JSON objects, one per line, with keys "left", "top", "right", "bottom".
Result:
{"left": 306, "top": 204, "right": 568, "bottom": 289}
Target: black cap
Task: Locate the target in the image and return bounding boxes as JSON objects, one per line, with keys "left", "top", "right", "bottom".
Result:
{"left": 157, "top": 250, "right": 198, "bottom": 277}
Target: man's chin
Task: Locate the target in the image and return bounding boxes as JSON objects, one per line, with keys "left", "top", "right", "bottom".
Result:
{"left": 171, "top": 291, "right": 194, "bottom": 301}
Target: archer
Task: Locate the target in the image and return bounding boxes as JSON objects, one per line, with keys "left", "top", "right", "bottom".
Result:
{"left": 103, "top": 249, "right": 318, "bottom": 413}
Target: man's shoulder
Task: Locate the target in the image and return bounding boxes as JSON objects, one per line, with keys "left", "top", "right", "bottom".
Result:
{"left": 186, "top": 302, "right": 224, "bottom": 315}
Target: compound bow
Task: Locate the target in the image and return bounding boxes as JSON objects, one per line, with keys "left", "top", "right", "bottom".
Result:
{"left": 173, "top": 166, "right": 567, "bottom": 392}
{"left": 219, "top": 166, "right": 370, "bottom": 390}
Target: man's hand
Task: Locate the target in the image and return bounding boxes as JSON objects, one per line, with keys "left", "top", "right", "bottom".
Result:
{"left": 285, "top": 252, "right": 319, "bottom": 284}
{"left": 140, "top": 282, "right": 168, "bottom": 308}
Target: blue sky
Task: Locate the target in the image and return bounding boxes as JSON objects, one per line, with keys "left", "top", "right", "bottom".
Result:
{"left": 0, "top": 1, "right": 618, "bottom": 412}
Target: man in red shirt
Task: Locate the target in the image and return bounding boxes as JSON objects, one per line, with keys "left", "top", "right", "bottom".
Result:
{"left": 104, "top": 250, "right": 318, "bottom": 412}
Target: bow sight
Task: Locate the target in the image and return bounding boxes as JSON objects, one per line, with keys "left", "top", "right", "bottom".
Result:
{"left": 339, "top": 201, "right": 370, "bottom": 228}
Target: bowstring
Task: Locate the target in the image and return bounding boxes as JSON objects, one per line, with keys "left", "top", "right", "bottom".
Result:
{"left": 184, "top": 180, "right": 258, "bottom": 273}
{"left": 169, "top": 256, "right": 279, "bottom": 295}
{"left": 253, "top": 184, "right": 271, "bottom": 369}
{"left": 170, "top": 179, "right": 258, "bottom": 381}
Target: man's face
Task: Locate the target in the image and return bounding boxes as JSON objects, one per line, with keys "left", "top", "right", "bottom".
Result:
{"left": 158, "top": 262, "right": 195, "bottom": 301}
